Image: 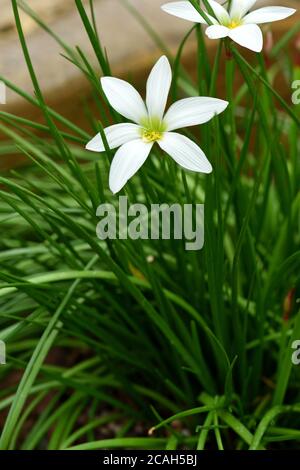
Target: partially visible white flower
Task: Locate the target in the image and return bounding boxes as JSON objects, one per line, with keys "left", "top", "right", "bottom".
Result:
{"left": 86, "top": 56, "right": 228, "bottom": 194}
{"left": 161, "top": 1, "right": 296, "bottom": 53}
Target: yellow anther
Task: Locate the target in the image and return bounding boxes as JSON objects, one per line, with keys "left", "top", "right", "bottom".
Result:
{"left": 142, "top": 129, "right": 162, "bottom": 143}
{"left": 228, "top": 20, "right": 241, "bottom": 29}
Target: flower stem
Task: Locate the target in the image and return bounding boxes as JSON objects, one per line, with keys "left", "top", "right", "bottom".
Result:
{"left": 225, "top": 48, "right": 236, "bottom": 157}
{"left": 209, "top": 42, "right": 223, "bottom": 95}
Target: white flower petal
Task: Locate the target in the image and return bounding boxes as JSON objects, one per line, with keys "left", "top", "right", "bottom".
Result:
{"left": 229, "top": 24, "right": 263, "bottom": 52}
{"left": 230, "top": 0, "right": 257, "bottom": 19}
{"left": 158, "top": 132, "right": 212, "bottom": 173}
{"left": 207, "top": 0, "right": 230, "bottom": 24}
{"left": 101, "top": 77, "right": 147, "bottom": 124}
{"left": 146, "top": 56, "right": 172, "bottom": 120}
{"left": 243, "top": 6, "right": 296, "bottom": 25}
{"left": 109, "top": 139, "right": 153, "bottom": 193}
{"left": 85, "top": 124, "right": 142, "bottom": 152}
{"left": 164, "top": 97, "right": 228, "bottom": 131}
{"left": 161, "top": 1, "right": 216, "bottom": 24}
{"left": 205, "top": 24, "right": 230, "bottom": 40}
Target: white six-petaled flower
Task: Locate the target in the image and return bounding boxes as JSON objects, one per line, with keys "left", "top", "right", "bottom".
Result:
{"left": 161, "top": 0, "right": 296, "bottom": 53}
{"left": 86, "top": 56, "right": 228, "bottom": 194}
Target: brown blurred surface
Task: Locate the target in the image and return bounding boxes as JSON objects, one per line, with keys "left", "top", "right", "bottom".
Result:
{"left": 0, "top": 0, "right": 299, "bottom": 172}
{"left": 1, "top": 1, "right": 298, "bottom": 113}
{"left": 1, "top": 1, "right": 192, "bottom": 115}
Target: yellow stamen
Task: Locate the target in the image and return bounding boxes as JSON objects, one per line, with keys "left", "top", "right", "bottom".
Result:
{"left": 142, "top": 129, "right": 163, "bottom": 143}
{"left": 228, "top": 20, "right": 241, "bottom": 29}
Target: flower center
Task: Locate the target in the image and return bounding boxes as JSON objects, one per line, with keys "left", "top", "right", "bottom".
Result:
{"left": 228, "top": 20, "right": 241, "bottom": 29}
{"left": 142, "top": 129, "right": 163, "bottom": 143}
{"left": 140, "top": 116, "right": 166, "bottom": 143}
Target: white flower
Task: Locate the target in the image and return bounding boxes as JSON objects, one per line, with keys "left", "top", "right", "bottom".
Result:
{"left": 86, "top": 56, "right": 228, "bottom": 194}
{"left": 161, "top": 1, "right": 296, "bottom": 53}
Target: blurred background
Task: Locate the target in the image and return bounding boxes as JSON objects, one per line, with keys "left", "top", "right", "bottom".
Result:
{"left": 0, "top": 0, "right": 299, "bottom": 164}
